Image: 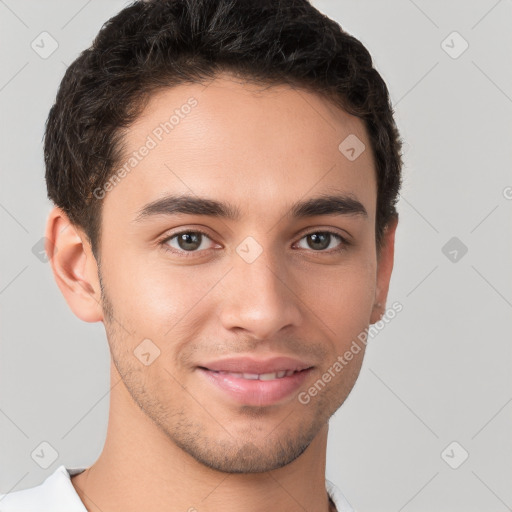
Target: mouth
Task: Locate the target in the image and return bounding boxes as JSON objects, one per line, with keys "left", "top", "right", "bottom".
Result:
{"left": 197, "top": 356, "right": 314, "bottom": 406}
{"left": 202, "top": 369, "right": 305, "bottom": 381}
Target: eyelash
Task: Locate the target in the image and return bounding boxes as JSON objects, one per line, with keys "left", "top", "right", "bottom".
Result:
{"left": 159, "top": 229, "right": 350, "bottom": 258}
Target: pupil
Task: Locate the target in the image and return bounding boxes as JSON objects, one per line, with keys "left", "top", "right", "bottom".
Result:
{"left": 178, "top": 232, "right": 201, "bottom": 251}
{"left": 308, "top": 233, "right": 329, "bottom": 250}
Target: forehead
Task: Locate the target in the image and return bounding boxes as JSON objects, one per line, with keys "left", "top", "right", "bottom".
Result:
{"left": 103, "top": 73, "right": 376, "bottom": 224}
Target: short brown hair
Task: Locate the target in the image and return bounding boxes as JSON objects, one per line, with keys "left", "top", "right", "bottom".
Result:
{"left": 44, "top": 0, "right": 403, "bottom": 258}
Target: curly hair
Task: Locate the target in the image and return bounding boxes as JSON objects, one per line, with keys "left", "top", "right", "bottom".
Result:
{"left": 44, "top": 0, "right": 403, "bottom": 258}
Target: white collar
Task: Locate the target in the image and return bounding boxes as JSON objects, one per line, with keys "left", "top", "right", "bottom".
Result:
{"left": 0, "top": 465, "right": 355, "bottom": 512}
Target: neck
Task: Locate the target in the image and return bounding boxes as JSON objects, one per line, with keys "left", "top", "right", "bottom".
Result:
{"left": 71, "top": 364, "right": 334, "bottom": 512}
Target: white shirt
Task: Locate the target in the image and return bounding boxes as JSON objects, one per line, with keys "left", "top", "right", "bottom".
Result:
{"left": 0, "top": 465, "right": 355, "bottom": 512}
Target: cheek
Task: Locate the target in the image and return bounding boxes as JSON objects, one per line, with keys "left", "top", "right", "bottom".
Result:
{"left": 101, "top": 237, "right": 376, "bottom": 344}
{"left": 305, "top": 258, "right": 376, "bottom": 347}
{"left": 102, "top": 249, "right": 224, "bottom": 331}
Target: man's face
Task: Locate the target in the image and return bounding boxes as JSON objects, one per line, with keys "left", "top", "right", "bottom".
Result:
{"left": 97, "top": 74, "right": 382, "bottom": 473}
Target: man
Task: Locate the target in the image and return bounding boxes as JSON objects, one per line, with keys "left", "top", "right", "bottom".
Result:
{"left": 0, "top": 0, "right": 402, "bottom": 510}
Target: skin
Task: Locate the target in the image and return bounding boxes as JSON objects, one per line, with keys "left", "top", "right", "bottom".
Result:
{"left": 46, "top": 73, "right": 397, "bottom": 512}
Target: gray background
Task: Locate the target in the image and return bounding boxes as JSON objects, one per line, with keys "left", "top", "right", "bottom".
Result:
{"left": 0, "top": 1, "right": 511, "bottom": 511}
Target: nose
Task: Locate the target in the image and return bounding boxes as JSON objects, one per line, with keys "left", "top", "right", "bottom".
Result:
{"left": 217, "top": 244, "right": 303, "bottom": 340}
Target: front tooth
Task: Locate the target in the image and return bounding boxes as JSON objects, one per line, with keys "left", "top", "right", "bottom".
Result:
{"left": 259, "top": 372, "right": 277, "bottom": 381}
{"left": 229, "top": 372, "right": 243, "bottom": 378}
{"left": 243, "top": 373, "right": 259, "bottom": 380}
{"left": 276, "top": 370, "right": 286, "bottom": 378}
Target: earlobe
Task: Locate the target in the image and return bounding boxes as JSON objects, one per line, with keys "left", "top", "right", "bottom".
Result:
{"left": 45, "top": 207, "right": 104, "bottom": 323}
{"left": 370, "top": 216, "right": 399, "bottom": 324}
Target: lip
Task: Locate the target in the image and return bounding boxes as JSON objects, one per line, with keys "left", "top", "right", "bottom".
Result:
{"left": 200, "top": 356, "right": 313, "bottom": 374}
{"left": 197, "top": 356, "right": 314, "bottom": 406}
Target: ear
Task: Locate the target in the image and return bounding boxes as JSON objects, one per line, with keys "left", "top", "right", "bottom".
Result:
{"left": 45, "top": 206, "right": 104, "bottom": 323}
{"left": 370, "top": 215, "right": 399, "bottom": 324}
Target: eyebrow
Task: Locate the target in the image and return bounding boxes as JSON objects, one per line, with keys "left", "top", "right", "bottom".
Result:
{"left": 134, "top": 193, "right": 367, "bottom": 222}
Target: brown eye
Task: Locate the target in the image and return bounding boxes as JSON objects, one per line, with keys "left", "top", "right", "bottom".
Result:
{"left": 164, "top": 231, "right": 214, "bottom": 253}
{"left": 306, "top": 233, "right": 330, "bottom": 250}
{"left": 296, "top": 231, "right": 346, "bottom": 252}
{"left": 176, "top": 232, "right": 202, "bottom": 251}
